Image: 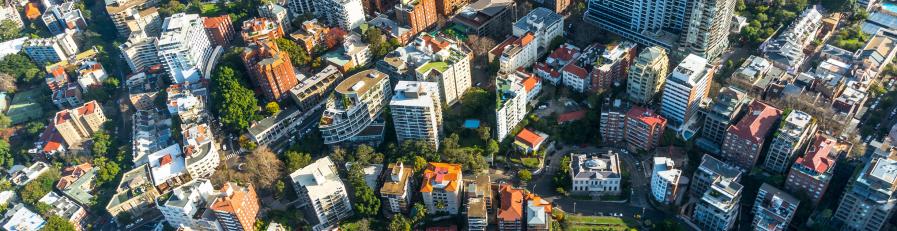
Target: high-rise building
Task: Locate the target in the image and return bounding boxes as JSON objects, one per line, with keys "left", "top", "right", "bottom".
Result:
{"left": 689, "top": 154, "right": 741, "bottom": 199}
{"left": 210, "top": 182, "right": 260, "bottom": 231}
{"left": 624, "top": 107, "right": 667, "bottom": 152}
{"left": 591, "top": 41, "right": 637, "bottom": 92}
{"left": 390, "top": 81, "right": 443, "bottom": 148}
{"left": 286, "top": 0, "right": 314, "bottom": 17}
{"left": 159, "top": 179, "right": 221, "bottom": 230}
{"left": 497, "top": 184, "right": 525, "bottom": 231}
{"left": 513, "top": 7, "right": 564, "bottom": 55}
{"left": 762, "top": 110, "right": 817, "bottom": 174}
{"left": 23, "top": 32, "right": 79, "bottom": 64}
{"left": 696, "top": 88, "right": 750, "bottom": 153}
{"left": 465, "top": 175, "right": 491, "bottom": 231}
{"left": 181, "top": 123, "right": 220, "bottom": 179}
{"left": 120, "top": 32, "right": 161, "bottom": 73}
{"left": 626, "top": 46, "right": 669, "bottom": 104}
{"left": 600, "top": 99, "right": 628, "bottom": 144}
{"left": 314, "top": 0, "right": 366, "bottom": 30}
{"left": 677, "top": 0, "right": 736, "bottom": 60}
{"left": 158, "top": 13, "right": 214, "bottom": 84}
{"left": 451, "top": 0, "right": 515, "bottom": 38}
{"left": 241, "top": 41, "right": 298, "bottom": 101}
{"left": 834, "top": 151, "right": 897, "bottom": 231}
{"left": 49, "top": 101, "right": 107, "bottom": 147}
{"left": 491, "top": 32, "right": 537, "bottom": 73}
{"left": 203, "top": 15, "right": 235, "bottom": 48}
{"left": 421, "top": 162, "right": 463, "bottom": 214}
{"left": 381, "top": 162, "right": 414, "bottom": 213}
{"left": 105, "top": 0, "right": 162, "bottom": 38}
{"left": 495, "top": 71, "right": 528, "bottom": 141}
{"left": 753, "top": 183, "right": 799, "bottom": 231}
{"left": 720, "top": 100, "right": 782, "bottom": 170}
{"left": 785, "top": 134, "right": 838, "bottom": 204}
{"left": 692, "top": 166, "right": 742, "bottom": 231}
{"left": 395, "top": 0, "right": 437, "bottom": 36}
{"left": 319, "top": 69, "right": 392, "bottom": 145}
{"left": 659, "top": 54, "right": 714, "bottom": 129}
{"left": 241, "top": 17, "right": 285, "bottom": 43}
{"left": 435, "top": 0, "right": 468, "bottom": 16}
{"left": 378, "top": 33, "right": 472, "bottom": 106}
{"left": 42, "top": 2, "right": 88, "bottom": 35}
{"left": 651, "top": 157, "right": 682, "bottom": 205}
{"left": 259, "top": 4, "right": 291, "bottom": 32}
{"left": 290, "top": 157, "right": 353, "bottom": 231}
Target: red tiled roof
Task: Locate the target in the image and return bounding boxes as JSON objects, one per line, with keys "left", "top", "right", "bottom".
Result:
{"left": 420, "top": 163, "right": 462, "bottom": 193}
{"left": 160, "top": 154, "right": 173, "bottom": 166}
{"left": 562, "top": 63, "right": 588, "bottom": 79}
{"left": 203, "top": 15, "right": 232, "bottom": 28}
{"left": 491, "top": 36, "right": 516, "bottom": 57}
{"left": 727, "top": 101, "right": 782, "bottom": 143}
{"left": 626, "top": 107, "right": 667, "bottom": 127}
{"left": 534, "top": 62, "right": 560, "bottom": 78}
{"left": 557, "top": 110, "right": 586, "bottom": 123}
{"left": 796, "top": 134, "right": 836, "bottom": 173}
{"left": 498, "top": 184, "right": 524, "bottom": 221}
{"left": 515, "top": 129, "right": 546, "bottom": 148}
{"left": 24, "top": 3, "right": 40, "bottom": 20}
{"left": 523, "top": 75, "right": 540, "bottom": 92}
{"left": 519, "top": 32, "right": 534, "bottom": 46}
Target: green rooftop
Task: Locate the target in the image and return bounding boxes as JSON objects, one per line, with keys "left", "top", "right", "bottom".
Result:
{"left": 416, "top": 61, "right": 449, "bottom": 74}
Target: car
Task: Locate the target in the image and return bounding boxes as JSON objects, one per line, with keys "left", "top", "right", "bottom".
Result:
{"left": 476, "top": 82, "right": 483, "bottom": 87}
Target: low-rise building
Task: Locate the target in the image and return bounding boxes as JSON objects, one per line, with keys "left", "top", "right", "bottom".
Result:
{"left": 159, "top": 179, "right": 220, "bottom": 230}
{"left": 290, "top": 157, "right": 353, "bottom": 231}
{"left": 451, "top": 0, "right": 516, "bottom": 38}
{"left": 753, "top": 183, "right": 799, "bottom": 231}
{"left": 10, "top": 162, "right": 50, "bottom": 186}
{"left": 512, "top": 7, "right": 563, "bottom": 55}
{"left": 525, "top": 195, "right": 552, "bottom": 231}
{"left": 289, "top": 65, "right": 343, "bottom": 112}
{"left": 689, "top": 154, "right": 741, "bottom": 199}
{"left": 181, "top": 123, "right": 219, "bottom": 179}
{"left": 624, "top": 106, "right": 666, "bottom": 152}
{"left": 785, "top": 134, "right": 839, "bottom": 204}
{"left": 147, "top": 144, "right": 190, "bottom": 190}
{"left": 39, "top": 191, "right": 87, "bottom": 230}
{"left": 246, "top": 106, "right": 304, "bottom": 147}
{"left": 289, "top": 19, "right": 329, "bottom": 53}
{"left": 1, "top": 204, "right": 45, "bottom": 231}
{"left": 497, "top": 184, "right": 524, "bottom": 231}
{"left": 421, "top": 162, "right": 463, "bottom": 214}
{"left": 514, "top": 128, "right": 548, "bottom": 154}
{"left": 763, "top": 7, "right": 822, "bottom": 73}
{"left": 56, "top": 163, "right": 97, "bottom": 205}
{"left": 241, "top": 17, "right": 284, "bottom": 43}
{"left": 490, "top": 32, "right": 537, "bottom": 73}
{"left": 381, "top": 162, "right": 413, "bottom": 213}
{"left": 570, "top": 152, "right": 621, "bottom": 196}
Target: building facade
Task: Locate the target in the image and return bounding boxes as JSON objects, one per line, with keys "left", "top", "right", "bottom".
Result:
{"left": 158, "top": 13, "right": 213, "bottom": 84}
{"left": 753, "top": 183, "right": 800, "bottom": 231}
{"left": 785, "top": 134, "right": 838, "bottom": 204}
{"left": 421, "top": 162, "right": 463, "bottom": 214}
{"left": 491, "top": 32, "right": 537, "bottom": 73}
{"left": 319, "top": 69, "right": 392, "bottom": 145}
{"left": 689, "top": 154, "right": 741, "bottom": 199}
{"left": 51, "top": 101, "right": 108, "bottom": 147}
{"left": 600, "top": 99, "right": 628, "bottom": 144}
{"left": 241, "top": 41, "right": 297, "bottom": 101}
{"left": 834, "top": 151, "right": 897, "bottom": 231}
{"left": 762, "top": 110, "right": 816, "bottom": 174}
{"left": 241, "top": 17, "right": 285, "bottom": 43}
{"left": 651, "top": 157, "right": 682, "bottom": 205}
{"left": 290, "top": 157, "right": 353, "bottom": 231}
{"left": 697, "top": 87, "right": 750, "bottom": 153}
{"left": 692, "top": 171, "right": 742, "bottom": 231}
{"left": 380, "top": 33, "right": 472, "bottom": 106}
{"left": 495, "top": 71, "right": 528, "bottom": 141}
{"left": 390, "top": 81, "right": 443, "bottom": 148}
{"left": 512, "top": 7, "right": 563, "bottom": 55}
{"left": 210, "top": 182, "right": 260, "bottom": 231}
{"left": 381, "top": 162, "right": 414, "bottom": 213}
{"left": 720, "top": 100, "right": 782, "bottom": 170}
{"left": 626, "top": 46, "right": 669, "bottom": 104}
{"left": 659, "top": 54, "right": 714, "bottom": 129}
{"left": 314, "top": 0, "right": 366, "bottom": 30}
{"left": 395, "top": 0, "right": 437, "bottom": 36}
{"left": 203, "top": 15, "right": 235, "bottom": 48}
{"left": 570, "top": 152, "right": 622, "bottom": 195}
{"left": 591, "top": 41, "right": 637, "bottom": 92}
{"left": 120, "top": 32, "right": 161, "bottom": 74}
{"left": 624, "top": 106, "right": 667, "bottom": 152}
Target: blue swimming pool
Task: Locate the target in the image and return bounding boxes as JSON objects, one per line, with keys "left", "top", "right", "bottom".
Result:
{"left": 883, "top": 2, "right": 897, "bottom": 14}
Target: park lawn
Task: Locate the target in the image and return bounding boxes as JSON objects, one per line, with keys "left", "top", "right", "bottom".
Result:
{"left": 521, "top": 157, "right": 540, "bottom": 169}
{"left": 7, "top": 88, "right": 44, "bottom": 124}
{"left": 568, "top": 215, "right": 627, "bottom": 225}
{"left": 568, "top": 225, "right": 631, "bottom": 231}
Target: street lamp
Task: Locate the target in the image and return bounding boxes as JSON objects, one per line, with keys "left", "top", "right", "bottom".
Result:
{"left": 573, "top": 202, "right": 577, "bottom": 214}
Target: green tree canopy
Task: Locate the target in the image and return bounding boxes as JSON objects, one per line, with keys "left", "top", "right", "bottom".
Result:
{"left": 0, "top": 53, "right": 41, "bottom": 83}
{"left": 94, "top": 156, "right": 120, "bottom": 185}
{"left": 388, "top": 215, "right": 411, "bottom": 231}
{"left": 518, "top": 169, "right": 532, "bottom": 182}
{"left": 274, "top": 38, "right": 311, "bottom": 66}
{"left": 212, "top": 66, "right": 258, "bottom": 132}
{"left": 265, "top": 101, "right": 280, "bottom": 115}
{"left": 0, "top": 20, "right": 21, "bottom": 41}
{"left": 19, "top": 170, "right": 60, "bottom": 206}
{"left": 284, "top": 151, "right": 312, "bottom": 172}
{"left": 40, "top": 215, "right": 77, "bottom": 231}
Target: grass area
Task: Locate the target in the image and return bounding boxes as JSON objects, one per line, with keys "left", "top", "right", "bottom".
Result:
{"left": 567, "top": 215, "right": 636, "bottom": 231}
{"left": 521, "top": 157, "right": 540, "bottom": 169}
{"left": 7, "top": 88, "right": 44, "bottom": 124}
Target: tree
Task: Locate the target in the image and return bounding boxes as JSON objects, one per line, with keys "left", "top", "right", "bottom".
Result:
{"left": 323, "top": 28, "right": 348, "bottom": 50}
{"left": 518, "top": 169, "right": 532, "bottom": 182}
{"left": 159, "top": 0, "right": 187, "bottom": 16}
{"left": 0, "top": 140, "right": 10, "bottom": 169}
{"left": 94, "top": 156, "right": 120, "bottom": 185}
{"left": 284, "top": 151, "right": 312, "bottom": 172}
{"left": 0, "top": 53, "right": 42, "bottom": 83}
{"left": 274, "top": 180, "right": 286, "bottom": 199}
{"left": 0, "top": 114, "right": 9, "bottom": 129}
{"left": 476, "top": 126, "right": 491, "bottom": 142}
{"left": 212, "top": 66, "right": 258, "bottom": 132}
{"left": 41, "top": 215, "right": 77, "bottom": 231}
{"left": 0, "top": 20, "right": 20, "bottom": 41}
{"left": 265, "top": 101, "right": 281, "bottom": 115}
{"left": 91, "top": 131, "right": 111, "bottom": 156}
{"left": 19, "top": 170, "right": 60, "bottom": 205}
{"left": 486, "top": 139, "right": 499, "bottom": 158}
{"left": 25, "top": 121, "right": 44, "bottom": 138}
{"left": 411, "top": 203, "right": 427, "bottom": 226}
{"left": 242, "top": 147, "right": 285, "bottom": 191}
{"left": 388, "top": 215, "right": 411, "bottom": 231}
{"left": 0, "top": 73, "right": 16, "bottom": 93}
{"left": 274, "top": 38, "right": 311, "bottom": 66}
{"left": 353, "top": 184, "right": 380, "bottom": 217}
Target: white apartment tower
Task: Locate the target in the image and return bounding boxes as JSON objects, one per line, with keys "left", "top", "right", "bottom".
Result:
{"left": 834, "top": 151, "right": 897, "bottom": 231}
{"left": 627, "top": 46, "right": 669, "bottom": 104}
{"left": 159, "top": 179, "right": 222, "bottom": 230}
{"left": 287, "top": 0, "right": 314, "bottom": 18}
{"left": 678, "top": 0, "right": 736, "bottom": 60}
{"left": 390, "top": 81, "right": 443, "bottom": 149}
{"left": 495, "top": 71, "right": 528, "bottom": 141}
{"left": 22, "top": 32, "right": 79, "bottom": 64}
{"left": 692, "top": 173, "right": 742, "bottom": 231}
{"left": 512, "top": 7, "right": 564, "bottom": 55}
{"left": 659, "top": 54, "right": 714, "bottom": 129}
{"left": 319, "top": 69, "right": 392, "bottom": 145}
{"left": 290, "top": 157, "right": 354, "bottom": 231}
{"left": 158, "top": 13, "right": 213, "bottom": 84}
{"left": 382, "top": 33, "right": 473, "bottom": 106}
{"left": 762, "top": 110, "right": 817, "bottom": 174}
{"left": 314, "top": 0, "right": 366, "bottom": 30}
{"left": 120, "top": 32, "right": 161, "bottom": 73}
{"left": 651, "top": 156, "right": 682, "bottom": 205}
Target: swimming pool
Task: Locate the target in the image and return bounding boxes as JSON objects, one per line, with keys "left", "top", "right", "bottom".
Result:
{"left": 883, "top": 2, "right": 897, "bottom": 14}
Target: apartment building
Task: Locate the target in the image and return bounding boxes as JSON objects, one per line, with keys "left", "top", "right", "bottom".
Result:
{"left": 465, "top": 175, "right": 491, "bottom": 231}
{"left": 203, "top": 15, "right": 235, "bottom": 47}
{"left": 561, "top": 61, "right": 589, "bottom": 92}
{"left": 158, "top": 13, "right": 214, "bottom": 84}
{"left": 23, "top": 32, "right": 79, "bottom": 64}
{"left": 290, "top": 157, "right": 353, "bottom": 231}
{"left": 105, "top": 0, "right": 161, "bottom": 38}
{"left": 120, "top": 32, "right": 161, "bottom": 73}
{"left": 421, "top": 162, "right": 463, "bottom": 214}
{"left": 659, "top": 54, "right": 714, "bottom": 129}
{"left": 624, "top": 106, "right": 667, "bottom": 152}
{"left": 495, "top": 71, "right": 528, "bottom": 141}
{"left": 526, "top": 195, "right": 552, "bottom": 231}
{"left": 491, "top": 32, "right": 537, "bottom": 73}
{"left": 241, "top": 17, "right": 284, "bottom": 43}
{"left": 0, "top": 4, "right": 23, "bottom": 30}
{"left": 182, "top": 123, "right": 219, "bottom": 179}
{"left": 390, "top": 81, "right": 443, "bottom": 148}
{"left": 286, "top": 0, "right": 314, "bottom": 17}
{"left": 626, "top": 46, "right": 669, "bottom": 104}
{"left": 39, "top": 191, "right": 87, "bottom": 230}
{"left": 651, "top": 157, "right": 682, "bottom": 205}
{"left": 106, "top": 165, "right": 161, "bottom": 217}
{"left": 289, "top": 65, "right": 343, "bottom": 111}
{"left": 512, "top": 7, "right": 563, "bottom": 54}
{"left": 436, "top": 0, "right": 468, "bottom": 16}
{"left": 314, "top": 0, "right": 366, "bottom": 30}
{"left": 689, "top": 154, "right": 741, "bottom": 199}
{"left": 50, "top": 101, "right": 107, "bottom": 147}
{"left": 763, "top": 6, "right": 822, "bottom": 73}
{"left": 1, "top": 204, "right": 45, "bottom": 231}
{"left": 381, "top": 162, "right": 414, "bottom": 213}
{"left": 159, "top": 179, "right": 221, "bottom": 230}
{"left": 319, "top": 69, "right": 392, "bottom": 146}
{"left": 600, "top": 99, "right": 628, "bottom": 144}
{"left": 497, "top": 184, "right": 524, "bottom": 231}
{"left": 753, "top": 183, "right": 799, "bottom": 231}
{"left": 395, "top": 0, "right": 437, "bottom": 37}
{"left": 51, "top": 83, "right": 84, "bottom": 109}
{"left": 259, "top": 3, "right": 290, "bottom": 32}
{"left": 720, "top": 100, "right": 782, "bottom": 170}
{"left": 210, "top": 182, "right": 260, "bottom": 231}
{"left": 56, "top": 163, "right": 97, "bottom": 205}
{"left": 763, "top": 110, "right": 817, "bottom": 174}
{"left": 785, "top": 134, "right": 838, "bottom": 204}
{"left": 591, "top": 41, "right": 637, "bottom": 92}
{"left": 834, "top": 151, "right": 897, "bottom": 231}
{"left": 241, "top": 41, "right": 297, "bottom": 101}
{"left": 451, "top": 0, "right": 516, "bottom": 38}
{"left": 42, "top": 2, "right": 87, "bottom": 35}
{"left": 570, "top": 152, "right": 621, "bottom": 196}
{"left": 677, "top": 0, "right": 736, "bottom": 60}
{"left": 246, "top": 107, "right": 304, "bottom": 146}
{"left": 291, "top": 19, "right": 330, "bottom": 53}
{"left": 730, "top": 55, "right": 774, "bottom": 97}
{"left": 692, "top": 170, "right": 742, "bottom": 231}
{"left": 379, "top": 33, "right": 472, "bottom": 106}
{"left": 697, "top": 88, "right": 750, "bottom": 153}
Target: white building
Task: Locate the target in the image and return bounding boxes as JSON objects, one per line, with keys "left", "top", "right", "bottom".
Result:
{"left": 512, "top": 7, "right": 563, "bottom": 55}
{"left": 1, "top": 204, "right": 45, "bottom": 231}
{"left": 762, "top": 110, "right": 816, "bottom": 174}
{"left": 390, "top": 81, "right": 443, "bottom": 148}
{"left": 319, "top": 69, "right": 392, "bottom": 145}
{"left": 159, "top": 179, "right": 222, "bottom": 231}
{"left": 182, "top": 123, "right": 220, "bottom": 179}
{"left": 38, "top": 191, "right": 86, "bottom": 230}
{"left": 286, "top": 0, "right": 313, "bottom": 18}
{"left": 120, "top": 32, "right": 161, "bottom": 74}
{"left": 259, "top": 3, "right": 291, "bottom": 32}
{"left": 380, "top": 162, "right": 413, "bottom": 213}
{"left": 22, "top": 32, "right": 79, "bottom": 64}
{"left": 763, "top": 6, "right": 822, "bottom": 73}
{"left": 561, "top": 63, "right": 589, "bottom": 92}
{"left": 693, "top": 171, "right": 742, "bottom": 231}
{"left": 10, "top": 162, "right": 50, "bottom": 186}
{"left": 650, "top": 157, "right": 683, "bottom": 205}
{"left": 343, "top": 33, "right": 371, "bottom": 68}
{"left": 290, "top": 157, "right": 354, "bottom": 231}
{"left": 659, "top": 54, "right": 714, "bottom": 129}
{"left": 570, "top": 152, "right": 622, "bottom": 196}
{"left": 314, "top": 0, "right": 365, "bottom": 30}
{"left": 492, "top": 32, "right": 537, "bottom": 73}
{"left": 421, "top": 162, "right": 463, "bottom": 214}
{"left": 158, "top": 13, "right": 214, "bottom": 84}
{"left": 147, "top": 144, "right": 189, "bottom": 187}
{"left": 166, "top": 88, "right": 204, "bottom": 124}
{"left": 495, "top": 71, "right": 528, "bottom": 141}
{"left": 75, "top": 60, "right": 109, "bottom": 89}
{"left": 379, "top": 33, "right": 473, "bottom": 106}
{"left": 246, "top": 107, "right": 305, "bottom": 147}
